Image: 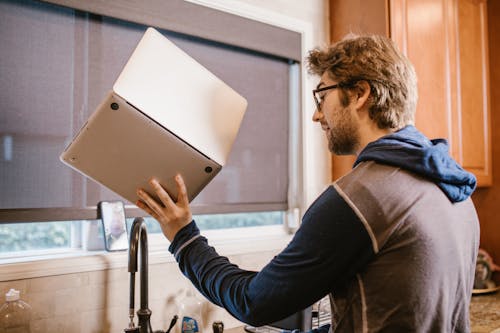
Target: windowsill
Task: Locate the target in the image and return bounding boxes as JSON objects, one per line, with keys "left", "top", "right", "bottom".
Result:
{"left": 0, "top": 225, "right": 293, "bottom": 281}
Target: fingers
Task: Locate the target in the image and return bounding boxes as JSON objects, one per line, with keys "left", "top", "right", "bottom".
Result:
{"left": 175, "top": 174, "right": 190, "bottom": 206}
{"left": 136, "top": 199, "right": 159, "bottom": 220}
{"left": 135, "top": 175, "right": 192, "bottom": 241}
{"left": 136, "top": 176, "right": 190, "bottom": 219}
{"left": 149, "top": 178, "right": 175, "bottom": 207}
{"left": 136, "top": 188, "right": 164, "bottom": 217}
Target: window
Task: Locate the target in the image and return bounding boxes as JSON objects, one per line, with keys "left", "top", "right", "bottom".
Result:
{"left": 0, "top": 212, "right": 283, "bottom": 257}
{"left": 0, "top": 0, "right": 302, "bottom": 256}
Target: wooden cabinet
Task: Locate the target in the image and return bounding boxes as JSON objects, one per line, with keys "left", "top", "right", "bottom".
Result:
{"left": 455, "top": 0, "right": 491, "bottom": 185}
{"left": 329, "top": 0, "right": 491, "bottom": 186}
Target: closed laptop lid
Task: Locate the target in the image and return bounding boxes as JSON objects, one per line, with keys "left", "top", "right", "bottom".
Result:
{"left": 113, "top": 27, "right": 247, "bottom": 166}
{"left": 60, "top": 92, "right": 222, "bottom": 204}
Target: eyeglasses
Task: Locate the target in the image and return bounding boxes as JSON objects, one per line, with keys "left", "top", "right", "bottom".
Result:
{"left": 312, "top": 84, "right": 342, "bottom": 110}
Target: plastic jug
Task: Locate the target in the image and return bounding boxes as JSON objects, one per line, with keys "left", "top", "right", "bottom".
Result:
{"left": 178, "top": 289, "right": 203, "bottom": 333}
{"left": 0, "top": 288, "right": 32, "bottom": 333}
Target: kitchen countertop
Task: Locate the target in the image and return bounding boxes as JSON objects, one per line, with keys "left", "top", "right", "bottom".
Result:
{"left": 470, "top": 290, "right": 500, "bottom": 333}
{"left": 226, "top": 291, "right": 500, "bottom": 333}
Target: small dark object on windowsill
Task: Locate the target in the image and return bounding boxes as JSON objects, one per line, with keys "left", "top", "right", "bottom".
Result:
{"left": 213, "top": 321, "right": 224, "bottom": 333}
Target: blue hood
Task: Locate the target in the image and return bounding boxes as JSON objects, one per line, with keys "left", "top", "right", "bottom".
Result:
{"left": 354, "top": 125, "right": 476, "bottom": 202}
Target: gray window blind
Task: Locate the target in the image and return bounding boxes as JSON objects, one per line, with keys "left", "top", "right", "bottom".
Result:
{"left": 0, "top": 0, "right": 299, "bottom": 221}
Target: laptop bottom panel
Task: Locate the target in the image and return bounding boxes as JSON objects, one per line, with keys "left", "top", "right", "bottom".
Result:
{"left": 61, "top": 92, "right": 221, "bottom": 205}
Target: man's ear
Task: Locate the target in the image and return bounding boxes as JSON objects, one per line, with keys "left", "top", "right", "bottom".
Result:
{"left": 353, "top": 80, "right": 371, "bottom": 110}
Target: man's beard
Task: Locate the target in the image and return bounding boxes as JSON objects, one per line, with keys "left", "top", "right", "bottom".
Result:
{"left": 327, "top": 106, "right": 360, "bottom": 155}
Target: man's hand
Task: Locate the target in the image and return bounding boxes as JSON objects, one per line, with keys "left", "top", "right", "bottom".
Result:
{"left": 136, "top": 174, "right": 192, "bottom": 242}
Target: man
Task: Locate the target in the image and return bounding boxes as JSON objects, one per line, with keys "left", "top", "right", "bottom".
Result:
{"left": 136, "top": 35, "right": 480, "bottom": 332}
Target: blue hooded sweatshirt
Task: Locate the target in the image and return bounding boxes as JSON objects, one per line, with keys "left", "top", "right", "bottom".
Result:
{"left": 354, "top": 125, "right": 477, "bottom": 202}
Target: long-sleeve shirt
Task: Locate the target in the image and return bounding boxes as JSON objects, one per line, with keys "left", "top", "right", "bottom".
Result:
{"left": 168, "top": 126, "right": 480, "bottom": 332}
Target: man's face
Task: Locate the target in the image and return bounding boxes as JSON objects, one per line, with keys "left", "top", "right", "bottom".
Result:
{"left": 312, "top": 73, "right": 360, "bottom": 155}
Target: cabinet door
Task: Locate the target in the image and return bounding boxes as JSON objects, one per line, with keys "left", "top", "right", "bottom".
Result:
{"left": 391, "top": 0, "right": 491, "bottom": 186}
{"left": 456, "top": 0, "right": 491, "bottom": 185}
{"left": 391, "top": 0, "right": 458, "bottom": 148}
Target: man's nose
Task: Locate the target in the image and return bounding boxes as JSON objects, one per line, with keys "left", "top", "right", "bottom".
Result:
{"left": 312, "top": 108, "right": 323, "bottom": 122}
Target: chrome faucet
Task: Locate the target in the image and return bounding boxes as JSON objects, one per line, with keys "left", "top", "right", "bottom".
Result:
{"left": 125, "top": 217, "right": 153, "bottom": 333}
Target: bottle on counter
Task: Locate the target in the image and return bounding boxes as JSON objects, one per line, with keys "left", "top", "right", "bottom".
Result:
{"left": 178, "top": 289, "right": 203, "bottom": 333}
{"left": 0, "top": 288, "right": 32, "bottom": 333}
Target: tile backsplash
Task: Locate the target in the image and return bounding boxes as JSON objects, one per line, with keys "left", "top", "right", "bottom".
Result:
{"left": 0, "top": 250, "right": 277, "bottom": 333}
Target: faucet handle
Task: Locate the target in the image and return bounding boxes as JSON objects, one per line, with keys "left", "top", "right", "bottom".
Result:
{"left": 124, "top": 327, "right": 141, "bottom": 333}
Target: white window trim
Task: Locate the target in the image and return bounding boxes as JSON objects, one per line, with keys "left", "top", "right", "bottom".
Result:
{"left": 0, "top": 1, "right": 331, "bottom": 282}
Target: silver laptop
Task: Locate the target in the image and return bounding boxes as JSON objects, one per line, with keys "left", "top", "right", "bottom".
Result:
{"left": 60, "top": 27, "right": 247, "bottom": 204}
